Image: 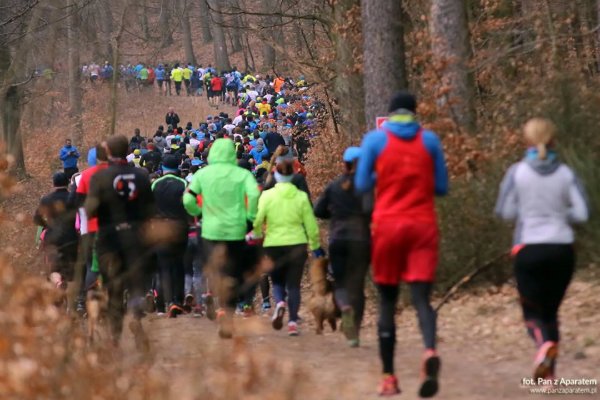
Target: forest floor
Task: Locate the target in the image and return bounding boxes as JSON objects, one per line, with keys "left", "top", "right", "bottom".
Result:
{"left": 1, "top": 89, "right": 599, "bottom": 399}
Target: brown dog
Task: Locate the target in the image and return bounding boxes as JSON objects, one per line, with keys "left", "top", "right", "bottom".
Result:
{"left": 86, "top": 280, "right": 108, "bottom": 345}
{"left": 308, "top": 257, "right": 339, "bottom": 334}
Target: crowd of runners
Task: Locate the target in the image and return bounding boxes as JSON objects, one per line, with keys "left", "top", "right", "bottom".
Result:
{"left": 81, "top": 61, "right": 304, "bottom": 108}
{"left": 35, "top": 83, "right": 589, "bottom": 397}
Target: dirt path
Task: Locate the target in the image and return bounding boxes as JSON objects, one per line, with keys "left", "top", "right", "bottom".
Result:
{"left": 131, "top": 280, "right": 599, "bottom": 400}
{"left": 3, "top": 91, "right": 599, "bottom": 399}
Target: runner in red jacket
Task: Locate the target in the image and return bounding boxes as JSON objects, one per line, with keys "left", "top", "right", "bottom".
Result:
{"left": 355, "top": 91, "right": 448, "bottom": 398}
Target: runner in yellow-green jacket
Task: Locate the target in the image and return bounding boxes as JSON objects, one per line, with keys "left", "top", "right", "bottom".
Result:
{"left": 251, "top": 151, "right": 324, "bottom": 337}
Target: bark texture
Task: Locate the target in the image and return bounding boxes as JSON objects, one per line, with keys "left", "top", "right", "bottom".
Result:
{"left": 362, "top": 0, "right": 407, "bottom": 130}
{"left": 431, "top": 0, "right": 477, "bottom": 132}
{"left": 208, "top": 0, "right": 232, "bottom": 71}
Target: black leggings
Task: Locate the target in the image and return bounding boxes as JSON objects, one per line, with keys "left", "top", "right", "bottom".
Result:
{"left": 378, "top": 282, "right": 437, "bottom": 374}
{"left": 202, "top": 239, "right": 257, "bottom": 311}
{"left": 514, "top": 244, "right": 574, "bottom": 345}
{"left": 329, "top": 239, "right": 370, "bottom": 330}
{"left": 264, "top": 245, "right": 307, "bottom": 322}
{"left": 155, "top": 224, "right": 188, "bottom": 308}
{"left": 96, "top": 227, "right": 149, "bottom": 343}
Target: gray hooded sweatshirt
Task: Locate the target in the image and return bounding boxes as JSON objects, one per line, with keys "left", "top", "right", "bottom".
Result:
{"left": 495, "top": 154, "right": 588, "bottom": 245}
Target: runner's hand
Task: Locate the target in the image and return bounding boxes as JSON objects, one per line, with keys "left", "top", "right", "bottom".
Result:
{"left": 312, "top": 248, "right": 326, "bottom": 259}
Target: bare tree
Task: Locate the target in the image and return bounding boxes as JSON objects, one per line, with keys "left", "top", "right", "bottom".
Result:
{"left": 178, "top": 0, "right": 197, "bottom": 64}
{"left": 262, "top": 0, "right": 277, "bottom": 69}
{"left": 362, "top": 0, "right": 407, "bottom": 130}
{"left": 208, "top": 0, "right": 232, "bottom": 71}
{"left": 67, "top": 0, "right": 84, "bottom": 146}
{"left": 159, "top": 0, "right": 174, "bottom": 47}
{"left": 198, "top": 0, "right": 213, "bottom": 43}
{"left": 99, "top": 0, "right": 114, "bottom": 59}
{"left": 431, "top": 0, "right": 477, "bottom": 132}
{"left": 140, "top": 0, "right": 150, "bottom": 41}
{"left": 0, "top": 2, "right": 42, "bottom": 175}
{"left": 332, "top": 0, "right": 364, "bottom": 141}
{"left": 228, "top": 0, "right": 243, "bottom": 53}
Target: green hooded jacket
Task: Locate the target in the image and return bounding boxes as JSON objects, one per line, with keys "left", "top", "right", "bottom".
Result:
{"left": 183, "top": 139, "right": 259, "bottom": 241}
{"left": 253, "top": 182, "right": 320, "bottom": 250}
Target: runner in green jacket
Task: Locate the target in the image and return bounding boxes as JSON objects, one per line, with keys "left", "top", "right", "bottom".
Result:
{"left": 183, "top": 138, "right": 260, "bottom": 338}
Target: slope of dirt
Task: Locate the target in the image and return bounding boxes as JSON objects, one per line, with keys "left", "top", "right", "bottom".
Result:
{"left": 139, "top": 279, "right": 599, "bottom": 400}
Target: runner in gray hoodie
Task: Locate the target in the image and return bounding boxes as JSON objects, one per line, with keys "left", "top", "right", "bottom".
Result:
{"left": 495, "top": 118, "right": 588, "bottom": 381}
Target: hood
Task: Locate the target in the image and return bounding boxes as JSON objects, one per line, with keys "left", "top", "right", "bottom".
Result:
{"left": 154, "top": 136, "right": 166, "bottom": 144}
{"left": 255, "top": 138, "right": 264, "bottom": 151}
{"left": 524, "top": 149, "right": 561, "bottom": 175}
{"left": 380, "top": 114, "right": 421, "bottom": 140}
{"left": 274, "top": 182, "right": 297, "bottom": 198}
{"left": 208, "top": 138, "right": 237, "bottom": 165}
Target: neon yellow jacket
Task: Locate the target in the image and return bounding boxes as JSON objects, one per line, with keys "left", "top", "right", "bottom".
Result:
{"left": 253, "top": 182, "right": 320, "bottom": 250}
{"left": 171, "top": 68, "right": 184, "bottom": 82}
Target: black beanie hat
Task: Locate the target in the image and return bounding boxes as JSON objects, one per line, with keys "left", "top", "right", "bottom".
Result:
{"left": 53, "top": 172, "right": 68, "bottom": 187}
{"left": 388, "top": 90, "right": 417, "bottom": 113}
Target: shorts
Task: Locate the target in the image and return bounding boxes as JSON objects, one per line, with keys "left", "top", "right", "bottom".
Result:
{"left": 371, "top": 220, "right": 438, "bottom": 284}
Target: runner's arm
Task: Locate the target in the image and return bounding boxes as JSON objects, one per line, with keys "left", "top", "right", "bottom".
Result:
{"left": 252, "top": 193, "right": 267, "bottom": 238}
{"left": 422, "top": 131, "right": 449, "bottom": 196}
{"left": 494, "top": 164, "right": 518, "bottom": 221}
{"left": 302, "top": 194, "right": 320, "bottom": 251}
{"left": 313, "top": 184, "right": 331, "bottom": 219}
{"left": 568, "top": 171, "right": 589, "bottom": 223}
{"left": 183, "top": 174, "right": 202, "bottom": 216}
{"left": 245, "top": 173, "right": 260, "bottom": 221}
{"left": 355, "top": 131, "right": 386, "bottom": 193}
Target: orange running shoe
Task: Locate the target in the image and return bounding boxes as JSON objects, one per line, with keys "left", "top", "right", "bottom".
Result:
{"left": 216, "top": 309, "right": 233, "bottom": 339}
{"left": 378, "top": 374, "right": 401, "bottom": 396}
{"left": 533, "top": 341, "right": 558, "bottom": 381}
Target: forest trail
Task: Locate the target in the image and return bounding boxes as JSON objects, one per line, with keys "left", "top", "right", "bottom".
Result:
{"left": 2, "top": 90, "right": 598, "bottom": 399}
{"left": 121, "top": 280, "right": 599, "bottom": 400}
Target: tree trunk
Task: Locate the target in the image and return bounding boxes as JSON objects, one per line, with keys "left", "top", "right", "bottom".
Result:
{"left": 262, "top": 0, "right": 277, "bottom": 70}
{"left": 140, "top": 0, "right": 150, "bottom": 41}
{"left": 431, "top": 0, "right": 477, "bottom": 133}
{"left": 67, "top": 0, "right": 84, "bottom": 146}
{"left": 179, "top": 0, "right": 197, "bottom": 64}
{"left": 159, "top": 0, "right": 174, "bottom": 47}
{"left": 109, "top": 1, "right": 130, "bottom": 136}
{"left": 333, "top": 0, "right": 364, "bottom": 142}
{"left": 362, "top": 0, "right": 407, "bottom": 130}
{"left": 0, "top": 6, "right": 43, "bottom": 175}
{"left": 208, "top": 0, "right": 232, "bottom": 71}
{"left": 99, "top": 0, "right": 113, "bottom": 59}
{"left": 227, "top": 0, "right": 243, "bottom": 53}
{"left": 199, "top": 0, "right": 213, "bottom": 43}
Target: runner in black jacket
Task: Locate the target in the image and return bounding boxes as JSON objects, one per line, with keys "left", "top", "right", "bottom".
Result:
{"left": 314, "top": 147, "right": 371, "bottom": 347}
{"left": 151, "top": 154, "right": 189, "bottom": 317}
{"left": 34, "top": 172, "right": 78, "bottom": 285}
{"left": 84, "top": 135, "right": 155, "bottom": 349}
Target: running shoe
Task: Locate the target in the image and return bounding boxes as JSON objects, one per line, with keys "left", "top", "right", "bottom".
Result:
{"left": 341, "top": 306, "right": 359, "bottom": 347}
{"left": 533, "top": 341, "right": 558, "bottom": 381}
{"left": 261, "top": 301, "right": 271, "bottom": 313}
{"left": 378, "top": 374, "right": 401, "bottom": 396}
{"left": 192, "top": 304, "right": 204, "bottom": 317}
{"left": 183, "top": 294, "right": 195, "bottom": 313}
{"left": 144, "top": 291, "right": 156, "bottom": 313}
{"left": 216, "top": 309, "right": 233, "bottom": 339}
{"left": 167, "top": 304, "right": 185, "bottom": 318}
{"left": 419, "top": 351, "right": 440, "bottom": 398}
{"left": 288, "top": 321, "right": 299, "bottom": 336}
{"left": 271, "top": 301, "right": 286, "bottom": 331}
{"left": 203, "top": 293, "right": 216, "bottom": 321}
{"left": 242, "top": 304, "right": 255, "bottom": 318}
{"left": 129, "top": 319, "right": 150, "bottom": 353}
